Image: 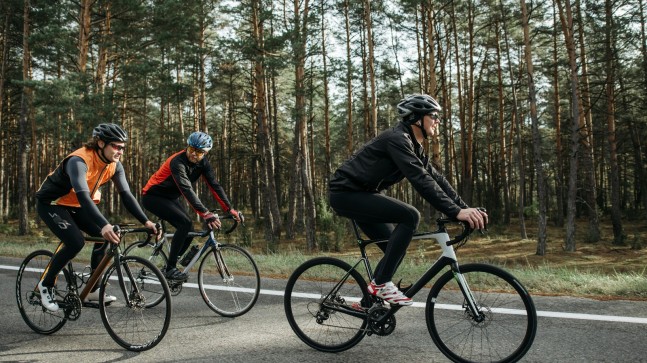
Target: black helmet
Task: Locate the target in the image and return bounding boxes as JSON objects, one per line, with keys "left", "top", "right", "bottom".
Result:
{"left": 397, "top": 94, "right": 442, "bottom": 124}
{"left": 93, "top": 123, "right": 128, "bottom": 143}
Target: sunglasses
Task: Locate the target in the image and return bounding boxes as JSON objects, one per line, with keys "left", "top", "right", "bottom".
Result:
{"left": 109, "top": 143, "right": 126, "bottom": 151}
{"left": 187, "top": 146, "right": 207, "bottom": 156}
{"left": 429, "top": 113, "right": 440, "bottom": 120}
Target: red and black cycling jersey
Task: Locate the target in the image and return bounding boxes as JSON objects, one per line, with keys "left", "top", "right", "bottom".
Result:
{"left": 329, "top": 121, "right": 468, "bottom": 218}
{"left": 142, "top": 150, "right": 231, "bottom": 219}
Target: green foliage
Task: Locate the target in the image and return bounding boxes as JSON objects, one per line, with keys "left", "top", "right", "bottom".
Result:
{"left": 1, "top": 0, "right": 646, "bottom": 250}
{"left": 524, "top": 202, "right": 539, "bottom": 218}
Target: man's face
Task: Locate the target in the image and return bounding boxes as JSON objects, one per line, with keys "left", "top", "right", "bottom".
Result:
{"left": 186, "top": 146, "right": 207, "bottom": 163}
{"left": 100, "top": 140, "right": 125, "bottom": 162}
{"left": 422, "top": 113, "right": 441, "bottom": 135}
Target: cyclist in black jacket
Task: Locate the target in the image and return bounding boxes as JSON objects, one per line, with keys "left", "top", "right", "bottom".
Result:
{"left": 329, "top": 94, "right": 487, "bottom": 306}
{"left": 142, "top": 131, "right": 242, "bottom": 281}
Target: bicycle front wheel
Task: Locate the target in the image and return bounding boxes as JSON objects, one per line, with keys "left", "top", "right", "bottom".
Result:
{"left": 16, "top": 250, "right": 69, "bottom": 334}
{"left": 283, "top": 257, "right": 369, "bottom": 353}
{"left": 426, "top": 263, "right": 537, "bottom": 363}
{"left": 99, "top": 255, "right": 172, "bottom": 351}
{"left": 123, "top": 240, "right": 169, "bottom": 308}
{"left": 198, "top": 245, "right": 260, "bottom": 317}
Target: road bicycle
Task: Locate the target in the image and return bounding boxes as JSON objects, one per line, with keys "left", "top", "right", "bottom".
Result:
{"left": 124, "top": 213, "right": 260, "bottom": 317}
{"left": 16, "top": 225, "right": 172, "bottom": 351}
{"left": 284, "top": 213, "right": 538, "bottom": 363}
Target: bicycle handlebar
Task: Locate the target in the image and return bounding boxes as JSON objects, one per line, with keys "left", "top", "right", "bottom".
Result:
{"left": 193, "top": 211, "right": 242, "bottom": 237}
{"left": 438, "top": 207, "right": 487, "bottom": 247}
{"left": 218, "top": 212, "right": 241, "bottom": 235}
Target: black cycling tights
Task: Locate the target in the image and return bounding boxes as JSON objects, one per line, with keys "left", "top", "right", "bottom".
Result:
{"left": 142, "top": 194, "right": 194, "bottom": 269}
{"left": 329, "top": 191, "right": 420, "bottom": 285}
{"left": 37, "top": 201, "right": 107, "bottom": 288}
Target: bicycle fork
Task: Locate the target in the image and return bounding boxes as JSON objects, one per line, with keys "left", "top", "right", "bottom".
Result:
{"left": 450, "top": 263, "right": 483, "bottom": 322}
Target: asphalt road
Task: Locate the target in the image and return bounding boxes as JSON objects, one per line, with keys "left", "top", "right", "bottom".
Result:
{"left": 1, "top": 255, "right": 646, "bottom": 363}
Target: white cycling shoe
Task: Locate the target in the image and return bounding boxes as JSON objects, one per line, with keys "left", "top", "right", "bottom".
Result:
{"left": 84, "top": 288, "right": 117, "bottom": 303}
{"left": 38, "top": 281, "right": 59, "bottom": 312}
{"left": 367, "top": 280, "right": 413, "bottom": 306}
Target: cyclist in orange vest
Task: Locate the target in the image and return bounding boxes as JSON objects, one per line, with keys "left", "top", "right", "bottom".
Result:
{"left": 35, "top": 123, "right": 157, "bottom": 312}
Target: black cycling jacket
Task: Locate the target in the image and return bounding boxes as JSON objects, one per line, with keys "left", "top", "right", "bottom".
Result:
{"left": 329, "top": 121, "right": 468, "bottom": 218}
{"left": 142, "top": 150, "right": 232, "bottom": 219}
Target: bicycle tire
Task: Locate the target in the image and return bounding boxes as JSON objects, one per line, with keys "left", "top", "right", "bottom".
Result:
{"left": 426, "top": 263, "right": 538, "bottom": 363}
{"left": 123, "top": 240, "right": 169, "bottom": 308}
{"left": 16, "top": 250, "right": 69, "bottom": 334}
{"left": 99, "top": 255, "right": 172, "bottom": 351}
{"left": 284, "top": 257, "right": 369, "bottom": 353}
{"left": 198, "top": 244, "right": 260, "bottom": 317}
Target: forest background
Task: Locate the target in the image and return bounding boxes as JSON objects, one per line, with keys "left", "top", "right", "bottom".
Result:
{"left": 0, "top": 0, "right": 646, "bottom": 259}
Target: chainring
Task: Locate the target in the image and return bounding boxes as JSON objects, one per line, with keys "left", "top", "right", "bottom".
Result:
{"left": 64, "top": 293, "right": 83, "bottom": 321}
{"left": 367, "top": 306, "right": 396, "bottom": 336}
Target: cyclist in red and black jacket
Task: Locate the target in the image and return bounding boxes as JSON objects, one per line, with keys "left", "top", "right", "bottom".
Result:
{"left": 142, "top": 131, "right": 242, "bottom": 281}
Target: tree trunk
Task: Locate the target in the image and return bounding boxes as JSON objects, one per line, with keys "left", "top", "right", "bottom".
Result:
{"left": 500, "top": 0, "right": 527, "bottom": 239}
{"left": 364, "top": 0, "right": 377, "bottom": 138}
{"left": 635, "top": 0, "right": 647, "bottom": 212}
{"left": 18, "top": 0, "right": 31, "bottom": 235}
{"left": 449, "top": 1, "right": 464, "bottom": 197}
{"left": 552, "top": 2, "right": 565, "bottom": 228}
{"left": 343, "top": 0, "right": 353, "bottom": 156}
{"left": 198, "top": 7, "right": 207, "bottom": 132}
{"left": 556, "top": 0, "right": 582, "bottom": 252}
{"left": 78, "top": 0, "right": 91, "bottom": 73}
{"left": 605, "top": 0, "right": 624, "bottom": 245}
{"left": 575, "top": 0, "right": 600, "bottom": 243}
{"left": 251, "top": 0, "right": 281, "bottom": 243}
{"left": 321, "top": 1, "right": 331, "bottom": 187}
{"left": 95, "top": 1, "right": 111, "bottom": 93}
{"left": 461, "top": 0, "right": 475, "bottom": 204}
{"left": 521, "top": 0, "right": 548, "bottom": 255}
{"left": 495, "top": 22, "right": 511, "bottom": 224}
{"left": 0, "top": 6, "right": 10, "bottom": 220}
{"left": 291, "top": 0, "right": 316, "bottom": 249}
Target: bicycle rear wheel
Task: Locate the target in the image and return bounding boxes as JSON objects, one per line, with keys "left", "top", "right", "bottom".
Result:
{"left": 198, "top": 244, "right": 260, "bottom": 317}
{"left": 99, "top": 255, "right": 172, "bottom": 351}
{"left": 16, "top": 250, "right": 70, "bottom": 334}
{"left": 283, "top": 257, "right": 369, "bottom": 353}
{"left": 123, "top": 240, "right": 169, "bottom": 308}
{"left": 426, "top": 263, "right": 537, "bottom": 363}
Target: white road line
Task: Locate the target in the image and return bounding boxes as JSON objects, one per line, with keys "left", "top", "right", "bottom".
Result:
{"left": 4, "top": 264, "right": 646, "bottom": 324}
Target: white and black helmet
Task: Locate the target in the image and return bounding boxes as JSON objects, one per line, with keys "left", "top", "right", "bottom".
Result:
{"left": 397, "top": 94, "right": 442, "bottom": 124}
{"left": 92, "top": 123, "right": 128, "bottom": 142}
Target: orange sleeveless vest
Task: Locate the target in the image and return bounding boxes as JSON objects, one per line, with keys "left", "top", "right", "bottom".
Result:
{"left": 53, "top": 148, "right": 117, "bottom": 207}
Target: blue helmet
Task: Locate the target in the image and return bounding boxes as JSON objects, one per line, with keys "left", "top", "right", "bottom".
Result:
{"left": 187, "top": 131, "right": 213, "bottom": 152}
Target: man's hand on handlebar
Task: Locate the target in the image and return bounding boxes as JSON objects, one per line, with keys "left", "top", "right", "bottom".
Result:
{"left": 456, "top": 207, "right": 488, "bottom": 230}
{"left": 101, "top": 223, "right": 121, "bottom": 244}
{"left": 144, "top": 220, "right": 162, "bottom": 240}
{"left": 229, "top": 208, "right": 244, "bottom": 224}
{"left": 204, "top": 212, "right": 222, "bottom": 230}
